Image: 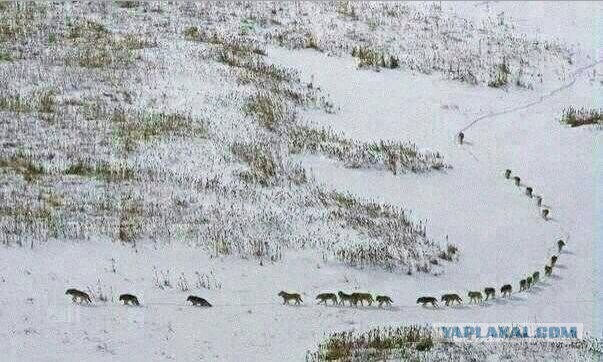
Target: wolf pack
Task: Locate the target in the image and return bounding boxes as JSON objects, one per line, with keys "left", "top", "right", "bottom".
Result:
{"left": 277, "top": 168, "right": 568, "bottom": 310}
{"left": 278, "top": 236, "right": 563, "bottom": 309}
{"left": 65, "top": 169, "right": 567, "bottom": 311}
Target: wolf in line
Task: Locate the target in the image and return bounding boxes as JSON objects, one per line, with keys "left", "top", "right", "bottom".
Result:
{"left": 187, "top": 295, "right": 212, "bottom": 307}
{"left": 119, "top": 294, "right": 140, "bottom": 306}
{"left": 278, "top": 291, "right": 302, "bottom": 305}
{"left": 532, "top": 271, "right": 540, "bottom": 283}
{"left": 551, "top": 255, "right": 558, "bottom": 267}
{"left": 468, "top": 291, "right": 483, "bottom": 304}
{"left": 416, "top": 296, "right": 438, "bottom": 308}
{"left": 315, "top": 293, "right": 338, "bottom": 305}
{"left": 441, "top": 294, "right": 462, "bottom": 306}
{"left": 557, "top": 239, "right": 565, "bottom": 253}
{"left": 338, "top": 291, "right": 353, "bottom": 306}
{"left": 484, "top": 287, "right": 495, "bottom": 301}
{"left": 504, "top": 169, "right": 512, "bottom": 179}
{"left": 350, "top": 293, "right": 373, "bottom": 307}
{"left": 501, "top": 284, "right": 512, "bottom": 297}
{"left": 376, "top": 295, "right": 393, "bottom": 307}
{"left": 545, "top": 265, "right": 553, "bottom": 277}
{"left": 65, "top": 289, "right": 92, "bottom": 304}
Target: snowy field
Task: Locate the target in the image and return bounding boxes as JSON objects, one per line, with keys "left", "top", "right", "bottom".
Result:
{"left": 0, "top": 2, "right": 601, "bottom": 361}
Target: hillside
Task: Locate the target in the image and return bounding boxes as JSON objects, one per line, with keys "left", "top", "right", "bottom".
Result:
{"left": 0, "top": 2, "right": 600, "bottom": 361}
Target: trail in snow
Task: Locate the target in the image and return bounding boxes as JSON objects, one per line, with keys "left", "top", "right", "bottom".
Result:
{"left": 460, "top": 59, "right": 602, "bottom": 132}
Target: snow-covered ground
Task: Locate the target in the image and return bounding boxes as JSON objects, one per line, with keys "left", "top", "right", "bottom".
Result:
{"left": 271, "top": 38, "right": 600, "bottom": 339}
{"left": 0, "top": 2, "right": 601, "bottom": 361}
{"left": 448, "top": 1, "right": 601, "bottom": 58}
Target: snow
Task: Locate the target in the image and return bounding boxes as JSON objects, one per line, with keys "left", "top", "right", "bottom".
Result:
{"left": 447, "top": 1, "right": 602, "bottom": 59}
{"left": 268, "top": 19, "right": 600, "bottom": 332}
{"left": 1, "top": 2, "right": 601, "bottom": 361}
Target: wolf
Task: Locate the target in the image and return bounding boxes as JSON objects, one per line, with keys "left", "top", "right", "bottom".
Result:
{"left": 484, "top": 287, "right": 496, "bottom": 301}
{"left": 501, "top": 284, "right": 512, "bottom": 297}
{"left": 519, "top": 279, "right": 527, "bottom": 292}
{"left": 375, "top": 295, "right": 393, "bottom": 307}
{"left": 532, "top": 271, "right": 540, "bottom": 283}
{"left": 441, "top": 293, "right": 462, "bottom": 306}
{"left": 525, "top": 187, "right": 533, "bottom": 198}
{"left": 187, "top": 295, "right": 212, "bottom": 307}
{"left": 504, "top": 169, "right": 512, "bottom": 179}
{"left": 315, "top": 293, "right": 338, "bottom": 305}
{"left": 65, "top": 289, "right": 92, "bottom": 304}
{"left": 337, "top": 291, "right": 353, "bottom": 306}
{"left": 526, "top": 276, "right": 533, "bottom": 289}
{"left": 541, "top": 208, "right": 550, "bottom": 220}
{"left": 467, "top": 291, "right": 483, "bottom": 304}
{"left": 557, "top": 239, "right": 565, "bottom": 253}
{"left": 550, "top": 255, "right": 558, "bottom": 267}
{"left": 119, "top": 294, "right": 140, "bottom": 306}
{"left": 513, "top": 176, "right": 521, "bottom": 186}
{"left": 457, "top": 132, "right": 465, "bottom": 145}
{"left": 278, "top": 291, "right": 302, "bottom": 305}
{"left": 416, "top": 296, "right": 438, "bottom": 308}
{"left": 350, "top": 293, "right": 373, "bottom": 307}
{"left": 545, "top": 265, "right": 552, "bottom": 277}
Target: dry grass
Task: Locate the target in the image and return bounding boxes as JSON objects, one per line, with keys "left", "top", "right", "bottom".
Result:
{"left": 560, "top": 107, "right": 602, "bottom": 128}
{"left": 66, "top": 20, "right": 155, "bottom": 68}
{"left": 352, "top": 45, "right": 399, "bottom": 69}
{"left": 64, "top": 161, "right": 135, "bottom": 183}
{"left": 289, "top": 126, "right": 449, "bottom": 174}
{"left": 307, "top": 325, "right": 601, "bottom": 361}
{"left": 0, "top": 2, "right": 449, "bottom": 272}
{"left": 111, "top": 109, "right": 207, "bottom": 152}
{"left": 184, "top": 27, "right": 266, "bottom": 55}
{"left": 306, "top": 326, "right": 434, "bottom": 361}
{"left": 0, "top": 153, "right": 45, "bottom": 182}
{"left": 243, "top": 93, "right": 290, "bottom": 131}
{"left": 230, "top": 142, "right": 279, "bottom": 186}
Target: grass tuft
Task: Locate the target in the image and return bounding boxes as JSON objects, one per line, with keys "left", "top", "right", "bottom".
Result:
{"left": 307, "top": 325, "right": 434, "bottom": 361}
{"left": 560, "top": 107, "right": 602, "bottom": 128}
{"left": 231, "top": 142, "right": 278, "bottom": 186}
{"left": 0, "top": 153, "right": 45, "bottom": 182}
{"left": 244, "top": 93, "right": 289, "bottom": 131}
{"left": 351, "top": 46, "right": 399, "bottom": 69}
